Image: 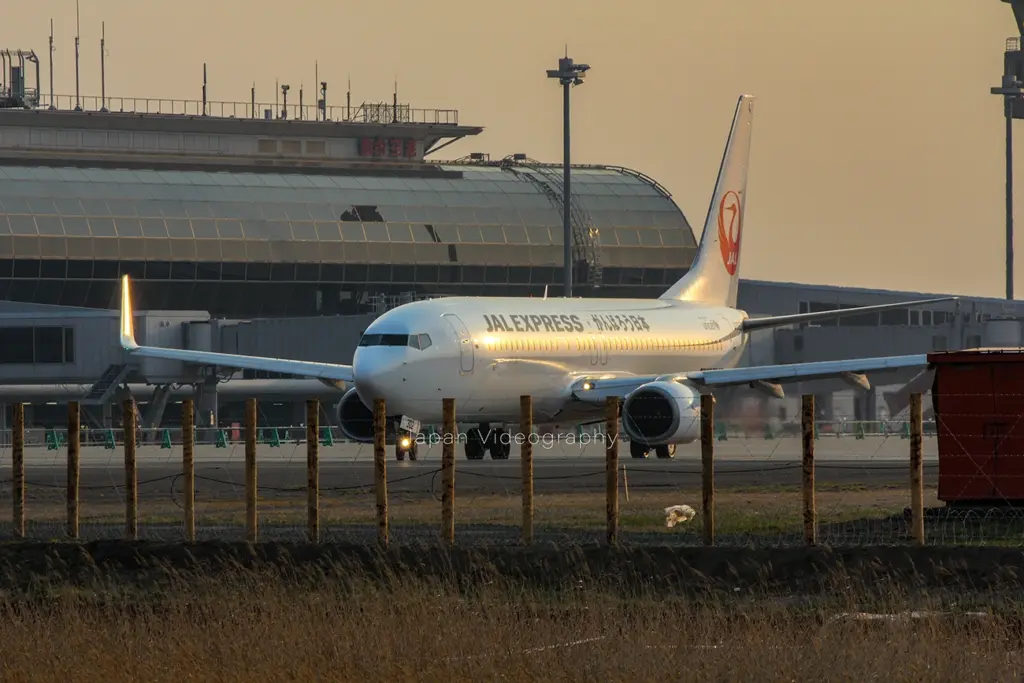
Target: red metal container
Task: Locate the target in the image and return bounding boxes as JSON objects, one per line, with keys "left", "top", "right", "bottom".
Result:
{"left": 928, "top": 348, "right": 1024, "bottom": 504}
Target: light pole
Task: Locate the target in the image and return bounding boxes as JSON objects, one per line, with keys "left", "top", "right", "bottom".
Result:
{"left": 547, "top": 56, "right": 589, "bottom": 298}
{"left": 992, "top": 37, "right": 1024, "bottom": 301}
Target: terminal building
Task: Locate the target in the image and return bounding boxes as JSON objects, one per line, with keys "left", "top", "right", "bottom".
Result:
{"left": 1, "top": 50, "right": 1022, "bottom": 438}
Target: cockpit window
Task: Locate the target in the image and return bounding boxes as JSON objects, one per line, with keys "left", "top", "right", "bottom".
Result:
{"left": 357, "top": 334, "right": 408, "bottom": 347}
{"left": 409, "top": 333, "right": 432, "bottom": 350}
{"left": 358, "top": 333, "right": 432, "bottom": 350}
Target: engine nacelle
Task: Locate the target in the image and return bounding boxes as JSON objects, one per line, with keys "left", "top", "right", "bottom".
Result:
{"left": 621, "top": 381, "right": 702, "bottom": 446}
{"left": 335, "top": 387, "right": 374, "bottom": 443}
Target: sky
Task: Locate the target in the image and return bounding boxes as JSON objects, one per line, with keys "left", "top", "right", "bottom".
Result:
{"left": 2, "top": 1, "right": 1020, "bottom": 298}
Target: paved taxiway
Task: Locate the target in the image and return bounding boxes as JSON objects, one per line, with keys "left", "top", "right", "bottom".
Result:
{"left": 1, "top": 435, "right": 938, "bottom": 497}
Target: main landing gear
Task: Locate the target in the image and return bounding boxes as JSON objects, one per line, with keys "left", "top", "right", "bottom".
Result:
{"left": 464, "top": 423, "right": 511, "bottom": 460}
{"left": 629, "top": 442, "right": 677, "bottom": 459}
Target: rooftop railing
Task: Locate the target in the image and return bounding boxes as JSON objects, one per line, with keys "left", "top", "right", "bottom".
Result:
{"left": 0, "top": 91, "right": 460, "bottom": 126}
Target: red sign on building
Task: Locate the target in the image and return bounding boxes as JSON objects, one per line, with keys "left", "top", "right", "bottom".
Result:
{"left": 357, "top": 137, "right": 419, "bottom": 159}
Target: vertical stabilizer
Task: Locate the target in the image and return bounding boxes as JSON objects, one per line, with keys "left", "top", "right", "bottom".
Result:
{"left": 659, "top": 94, "right": 755, "bottom": 308}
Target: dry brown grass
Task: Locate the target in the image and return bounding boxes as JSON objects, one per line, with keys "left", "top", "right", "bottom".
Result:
{"left": 0, "top": 560, "right": 1019, "bottom": 683}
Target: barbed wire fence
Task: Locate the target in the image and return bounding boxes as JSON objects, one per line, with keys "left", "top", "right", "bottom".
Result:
{"left": 0, "top": 393, "right": 1021, "bottom": 548}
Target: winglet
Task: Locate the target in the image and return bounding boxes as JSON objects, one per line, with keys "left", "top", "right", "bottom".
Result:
{"left": 120, "top": 274, "right": 139, "bottom": 350}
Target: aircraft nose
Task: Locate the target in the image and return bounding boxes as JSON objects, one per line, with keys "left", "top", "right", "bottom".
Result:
{"left": 353, "top": 349, "right": 404, "bottom": 406}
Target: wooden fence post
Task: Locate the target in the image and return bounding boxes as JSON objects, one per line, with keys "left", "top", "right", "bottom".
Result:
{"left": 123, "top": 399, "right": 138, "bottom": 540}
{"left": 244, "top": 398, "right": 257, "bottom": 542}
{"left": 700, "top": 393, "right": 715, "bottom": 546}
{"left": 373, "top": 398, "right": 388, "bottom": 548}
{"left": 67, "top": 401, "right": 80, "bottom": 539}
{"left": 520, "top": 395, "right": 534, "bottom": 545}
{"left": 12, "top": 403, "right": 24, "bottom": 539}
{"left": 909, "top": 392, "right": 925, "bottom": 545}
{"left": 307, "top": 399, "right": 320, "bottom": 543}
{"left": 442, "top": 398, "right": 456, "bottom": 545}
{"left": 182, "top": 398, "right": 195, "bottom": 542}
{"left": 801, "top": 394, "right": 817, "bottom": 546}
{"left": 605, "top": 396, "right": 619, "bottom": 546}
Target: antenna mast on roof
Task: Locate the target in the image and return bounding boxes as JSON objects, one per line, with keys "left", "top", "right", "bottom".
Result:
{"left": 74, "top": 0, "right": 81, "bottom": 110}
{"left": 346, "top": 74, "right": 351, "bottom": 121}
{"left": 48, "top": 18, "right": 55, "bottom": 109}
{"left": 99, "top": 21, "right": 107, "bottom": 112}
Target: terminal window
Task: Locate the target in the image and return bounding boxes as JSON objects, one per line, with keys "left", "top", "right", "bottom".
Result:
{"left": 0, "top": 326, "right": 75, "bottom": 364}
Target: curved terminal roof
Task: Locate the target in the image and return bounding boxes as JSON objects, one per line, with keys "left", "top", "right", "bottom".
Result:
{"left": 0, "top": 161, "right": 696, "bottom": 312}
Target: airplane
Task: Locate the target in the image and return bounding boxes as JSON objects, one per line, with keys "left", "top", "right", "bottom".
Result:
{"left": 117, "top": 93, "right": 953, "bottom": 461}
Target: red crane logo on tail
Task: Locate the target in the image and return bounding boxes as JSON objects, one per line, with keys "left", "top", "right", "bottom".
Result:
{"left": 717, "top": 190, "right": 742, "bottom": 276}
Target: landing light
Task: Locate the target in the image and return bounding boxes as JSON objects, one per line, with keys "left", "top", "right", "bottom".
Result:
{"left": 582, "top": 381, "right": 593, "bottom": 391}
{"left": 399, "top": 436, "right": 411, "bottom": 449}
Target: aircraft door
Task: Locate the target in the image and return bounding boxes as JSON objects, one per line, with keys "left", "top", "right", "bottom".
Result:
{"left": 442, "top": 313, "right": 474, "bottom": 374}
{"left": 589, "top": 334, "right": 608, "bottom": 366}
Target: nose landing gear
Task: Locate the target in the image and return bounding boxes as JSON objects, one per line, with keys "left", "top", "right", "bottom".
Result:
{"left": 392, "top": 420, "right": 418, "bottom": 461}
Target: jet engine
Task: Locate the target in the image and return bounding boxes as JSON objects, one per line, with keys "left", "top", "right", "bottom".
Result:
{"left": 335, "top": 387, "right": 374, "bottom": 443}
{"left": 621, "top": 381, "right": 702, "bottom": 446}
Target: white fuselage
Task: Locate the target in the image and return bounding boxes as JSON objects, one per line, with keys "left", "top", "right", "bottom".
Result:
{"left": 352, "top": 296, "right": 749, "bottom": 425}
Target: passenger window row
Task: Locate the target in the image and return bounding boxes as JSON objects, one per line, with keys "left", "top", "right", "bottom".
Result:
{"left": 484, "top": 337, "right": 725, "bottom": 352}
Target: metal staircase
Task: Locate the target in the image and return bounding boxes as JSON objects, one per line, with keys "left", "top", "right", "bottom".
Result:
{"left": 500, "top": 156, "right": 603, "bottom": 288}
{"left": 81, "top": 364, "right": 132, "bottom": 406}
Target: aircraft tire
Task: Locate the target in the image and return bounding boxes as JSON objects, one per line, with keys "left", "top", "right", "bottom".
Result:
{"left": 465, "top": 428, "right": 486, "bottom": 460}
{"left": 654, "top": 444, "right": 676, "bottom": 459}
{"left": 630, "top": 441, "right": 650, "bottom": 459}
{"left": 489, "top": 430, "right": 511, "bottom": 460}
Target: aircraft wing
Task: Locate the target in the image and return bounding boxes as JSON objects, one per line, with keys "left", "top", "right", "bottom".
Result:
{"left": 740, "top": 297, "right": 956, "bottom": 332}
{"left": 118, "top": 276, "right": 354, "bottom": 383}
{"left": 569, "top": 353, "right": 930, "bottom": 404}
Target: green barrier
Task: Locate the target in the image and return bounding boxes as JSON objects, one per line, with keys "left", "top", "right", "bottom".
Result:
{"left": 46, "top": 429, "right": 66, "bottom": 450}
{"left": 715, "top": 422, "right": 728, "bottom": 441}
{"left": 215, "top": 429, "right": 227, "bottom": 448}
{"left": 104, "top": 429, "right": 116, "bottom": 449}
{"left": 161, "top": 429, "right": 172, "bottom": 449}
{"left": 320, "top": 427, "right": 335, "bottom": 446}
